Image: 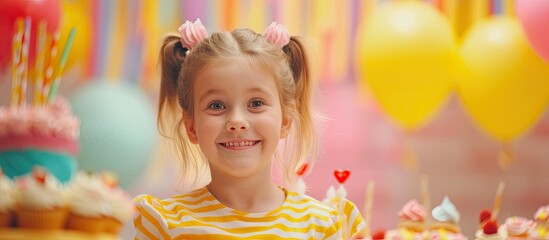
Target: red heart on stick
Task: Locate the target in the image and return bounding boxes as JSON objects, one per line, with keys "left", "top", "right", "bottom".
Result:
{"left": 296, "top": 163, "right": 309, "bottom": 176}
{"left": 334, "top": 170, "right": 351, "bottom": 184}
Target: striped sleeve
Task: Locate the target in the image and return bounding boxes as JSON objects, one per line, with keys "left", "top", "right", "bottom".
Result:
{"left": 343, "top": 199, "right": 367, "bottom": 239}
{"left": 133, "top": 194, "right": 172, "bottom": 240}
{"left": 324, "top": 208, "right": 342, "bottom": 240}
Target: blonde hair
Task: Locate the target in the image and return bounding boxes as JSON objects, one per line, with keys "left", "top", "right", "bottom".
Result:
{"left": 158, "top": 28, "right": 317, "bottom": 192}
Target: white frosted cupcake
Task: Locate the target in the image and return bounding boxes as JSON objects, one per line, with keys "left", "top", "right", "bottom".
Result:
{"left": 66, "top": 172, "right": 110, "bottom": 233}
{"left": 429, "top": 196, "right": 468, "bottom": 239}
{"left": 104, "top": 188, "right": 134, "bottom": 234}
{"left": 101, "top": 172, "right": 134, "bottom": 234}
{"left": 0, "top": 168, "right": 15, "bottom": 227}
{"left": 431, "top": 196, "right": 461, "bottom": 233}
{"left": 15, "top": 167, "right": 67, "bottom": 229}
{"left": 475, "top": 220, "right": 508, "bottom": 240}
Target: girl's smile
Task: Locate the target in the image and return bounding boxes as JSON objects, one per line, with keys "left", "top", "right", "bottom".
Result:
{"left": 218, "top": 139, "right": 261, "bottom": 148}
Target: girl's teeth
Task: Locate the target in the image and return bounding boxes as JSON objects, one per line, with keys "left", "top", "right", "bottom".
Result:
{"left": 224, "top": 141, "right": 256, "bottom": 147}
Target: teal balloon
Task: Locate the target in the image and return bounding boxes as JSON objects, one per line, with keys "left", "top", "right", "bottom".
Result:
{"left": 69, "top": 80, "right": 156, "bottom": 188}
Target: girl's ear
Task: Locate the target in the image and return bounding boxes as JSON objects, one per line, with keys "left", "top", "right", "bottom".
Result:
{"left": 183, "top": 112, "right": 199, "bottom": 144}
{"left": 280, "top": 114, "right": 292, "bottom": 139}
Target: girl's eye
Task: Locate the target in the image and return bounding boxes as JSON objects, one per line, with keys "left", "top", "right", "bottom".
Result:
{"left": 249, "top": 99, "right": 265, "bottom": 108}
{"left": 208, "top": 101, "right": 226, "bottom": 110}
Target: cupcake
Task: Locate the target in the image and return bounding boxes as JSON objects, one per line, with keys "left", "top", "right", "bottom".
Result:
{"left": 475, "top": 220, "right": 508, "bottom": 240}
{"left": 429, "top": 196, "right": 468, "bottom": 239}
{"left": 15, "top": 167, "right": 67, "bottom": 229}
{"left": 66, "top": 172, "right": 110, "bottom": 233}
{"left": 504, "top": 216, "right": 534, "bottom": 239}
{"left": 102, "top": 172, "right": 134, "bottom": 234}
{"left": 0, "top": 167, "right": 15, "bottom": 227}
{"left": 530, "top": 205, "right": 549, "bottom": 240}
{"left": 431, "top": 196, "right": 461, "bottom": 233}
{"left": 385, "top": 199, "right": 427, "bottom": 240}
{"left": 397, "top": 199, "right": 426, "bottom": 232}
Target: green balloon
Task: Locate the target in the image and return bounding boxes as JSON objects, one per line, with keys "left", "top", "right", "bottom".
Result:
{"left": 69, "top": 80, "right": 157, "bottom": 188}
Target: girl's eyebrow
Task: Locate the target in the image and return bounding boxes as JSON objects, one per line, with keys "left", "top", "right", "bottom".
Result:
{"left": 198, "top": 89, "right": 224, "bottom": 103}
{"left": 246, "top": 87, "right": 274, "bottom": 98}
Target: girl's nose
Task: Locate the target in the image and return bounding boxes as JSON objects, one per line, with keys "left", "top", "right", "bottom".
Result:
{"left": 225, "top": 110, "right": 249, "bottom": 132}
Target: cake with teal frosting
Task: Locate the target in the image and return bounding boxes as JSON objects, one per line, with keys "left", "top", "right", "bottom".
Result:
{"left": 0, "top": 97, "right": 79, "bottom": 183}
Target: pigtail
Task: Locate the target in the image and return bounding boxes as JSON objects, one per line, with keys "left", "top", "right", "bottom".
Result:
{"left": 157, "top": 34, "right": 211, "bottom": 192}
{"left": 158, "top": 34, "right": 187, "bottom": 138}
{"left": 282, "top": 36, "right": 318, "bottom": 187}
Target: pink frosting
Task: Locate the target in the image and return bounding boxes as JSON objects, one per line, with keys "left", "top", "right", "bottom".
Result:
{"left": 399, "top": 199, "right": 426, "bottom": 222}
{"left": 0, "top": 135, "right": 79, "bottom": 156}
{"left": 178, "top": 18, "right": 208, "bottom": 50}
{"left": 0, "top": 97, "right": 79, "bottom": 141}
{"left": 263, "top": 22, "right": 290, "bottom": 48}
{"left": 505, "top": 216, "right": 534, "bottom": 236}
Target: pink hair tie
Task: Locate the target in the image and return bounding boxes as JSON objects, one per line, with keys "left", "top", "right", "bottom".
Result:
{"left": 263, "top": 22, "right": 290, "bottom": 48}
{"left": 178, "top": 18, "right": 208, "bottom": 51}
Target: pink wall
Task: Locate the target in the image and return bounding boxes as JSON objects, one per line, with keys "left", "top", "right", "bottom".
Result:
{"left": 305, "top": 81, "right": 549, "bottom": 237}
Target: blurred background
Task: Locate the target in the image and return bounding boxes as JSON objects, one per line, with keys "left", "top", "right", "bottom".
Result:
{"left": 1, "top": 0, "right": 549, "bottom": 238}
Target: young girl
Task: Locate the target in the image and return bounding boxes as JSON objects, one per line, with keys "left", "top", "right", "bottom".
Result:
{"left": 134, "top": 19, "right": 365, "bottom": 239}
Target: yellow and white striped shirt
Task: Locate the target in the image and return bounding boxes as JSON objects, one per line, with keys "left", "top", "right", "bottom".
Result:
{"left": 134, "top": 187, "right": 366, "bottom": 239}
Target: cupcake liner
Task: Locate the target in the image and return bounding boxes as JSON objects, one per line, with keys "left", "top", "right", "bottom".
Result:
{"left": 15, "top": 208, "right": 67, "bottom": 229}
{"left": 103, "top": 217, "right": 123, "bottom": 234}
{"left": 66, "top": 213, "right": 104, "bottom": 233}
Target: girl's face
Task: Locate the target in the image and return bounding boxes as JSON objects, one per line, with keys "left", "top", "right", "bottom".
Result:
{"left": 185, "top": 58, "right": 291, "bottom": 179}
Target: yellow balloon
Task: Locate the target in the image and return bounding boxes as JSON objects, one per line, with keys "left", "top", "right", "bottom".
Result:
{"left": 60, "top": 0, "right": 92, "bottom": 71}
{"left": 356, "top": 0, "right": 455, "bottom": 130}
{"left": 459, "top": 17, "right": 549, "bottom": 142}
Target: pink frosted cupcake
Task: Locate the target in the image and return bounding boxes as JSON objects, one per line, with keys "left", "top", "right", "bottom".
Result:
{"left": 66, "top": 172, "right": 110, "bottom": 233}
{"left": 0, "top": 167, "right": 15, "bottom": 227}
{"left": 15, "top": 167, "right": 67, "bottom": 229}
{"left": 397, "top": 199, "right": 427, "bottom": 232}
{"left": 504, "top": 216, "right": 534, "bottom": 239}
{"left": 385, "top": 199, "right": 428, "bottom": 240}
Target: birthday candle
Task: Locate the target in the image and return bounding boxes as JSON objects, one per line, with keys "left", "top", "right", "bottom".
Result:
{"left": 42, "top": 31, "right": 61, "bottom": 104}
{"left": 48, "top": 28, "right": 76, "bottom": 103}
{"left": 19, "top": 17, "right": 32, "bottom": 106}
{"left": 34, "top": 21, "right": 47, "bottom": 106}
{"left": 10, "top": 18, "right": 24, "bottom": 106}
